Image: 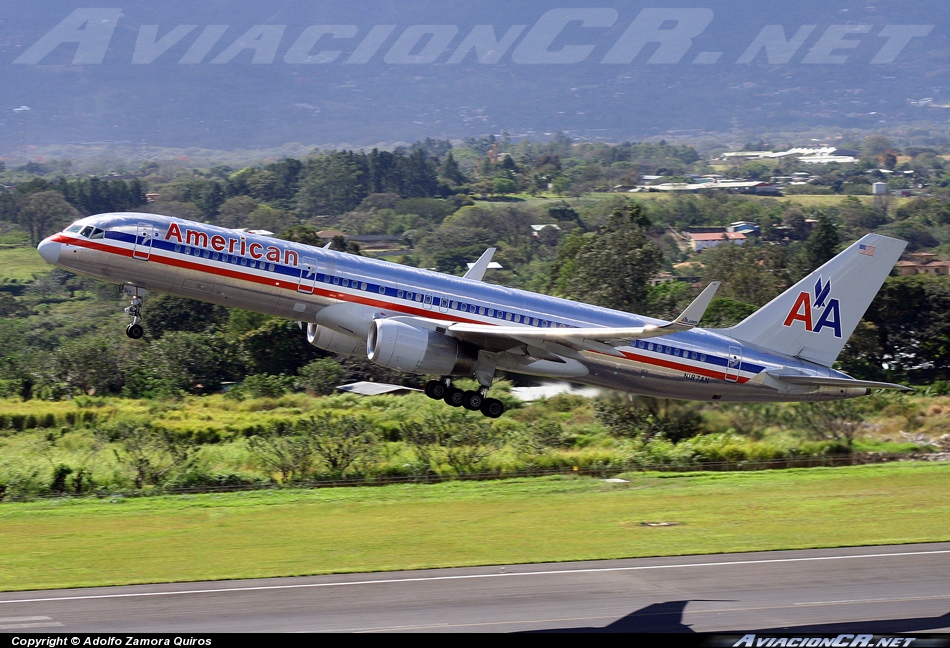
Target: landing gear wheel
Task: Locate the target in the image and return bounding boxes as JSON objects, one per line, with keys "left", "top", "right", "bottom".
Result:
{"left": 126, "top": 323, "right": 144, "bottom": 340}
{"left": 480, "top": 398, "right": 504, "bottom": 419}
{"left": 424, "top": 380, "right": 446, "bottom": 400}
{"left": 444, "top": 387, "right": 465, "bottom": 407}
{"left": 462, "top": 390, "right": 484, "bottom": 411}
{"left": 122, "top": 286, "right": 147, "bottom": 340}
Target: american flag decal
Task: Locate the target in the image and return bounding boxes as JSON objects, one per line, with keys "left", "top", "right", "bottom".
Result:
{"left": 859, "top": 243, "right": 875, "bottom": 256}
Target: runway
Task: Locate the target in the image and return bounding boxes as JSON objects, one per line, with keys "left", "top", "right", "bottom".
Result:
{"left": 1, "top": 543, "right": 948, "bottom": 633}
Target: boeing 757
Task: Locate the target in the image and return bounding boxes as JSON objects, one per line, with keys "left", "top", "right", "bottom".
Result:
{"left": 37, "top": 213, "right": 909, "bottom": 417}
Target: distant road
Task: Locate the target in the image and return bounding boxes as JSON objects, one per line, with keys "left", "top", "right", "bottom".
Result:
{"left": 1, "top": 543, "right": 948, "bottom": 633}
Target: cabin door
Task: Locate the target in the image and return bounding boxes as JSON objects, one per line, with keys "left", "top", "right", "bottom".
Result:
{"left": 132, "top": 223, "right": 154, "bottom": 260}
{"left": 297, "top": 257, "right": 319, "bottom": 294}
{"left": 725, "top": 346, "right": 742, "bottom": 383}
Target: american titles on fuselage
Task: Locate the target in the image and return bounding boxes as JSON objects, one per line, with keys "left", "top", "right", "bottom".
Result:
{"left": 164, "top": 222, "right": 299, "bottom": 267}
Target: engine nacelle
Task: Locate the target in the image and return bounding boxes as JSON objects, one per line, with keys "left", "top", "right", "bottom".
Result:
{"left": 306, "top": 323, "right": 365, "bottom": 357}
{"left": 367, "top": 319, "right": 476, "bottom": 376}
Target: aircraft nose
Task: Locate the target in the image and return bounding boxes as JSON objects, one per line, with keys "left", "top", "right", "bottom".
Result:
{"left": 37, "top": 237, "right": 62, "bottom": 265}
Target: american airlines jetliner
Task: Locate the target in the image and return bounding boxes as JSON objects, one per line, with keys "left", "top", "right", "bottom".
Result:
{"left": 37, "top": 213, "right": 910, "bottom": 417}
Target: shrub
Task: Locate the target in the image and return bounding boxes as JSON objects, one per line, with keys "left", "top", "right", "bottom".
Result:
{"left": 225, "top": 374, "right": 292, "bottom": 400}
{"left": 295, "top": 359, "right": 345, "bottom": 395}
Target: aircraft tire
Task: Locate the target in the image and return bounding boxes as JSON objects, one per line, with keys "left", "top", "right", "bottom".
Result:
{"left": 480, "top": 398, "right": 504, "bottom": 418}
{"left": 444, "top": 387, "right": 465, "bottom": 408}
{"left": 126, "top": 323, "right": 144, "bottom": 340}
{"left": 462, "top": 390, "right": 483, "bottom": 411}
{"left": 425, "top": 380, "right": 446, "bottom": 400}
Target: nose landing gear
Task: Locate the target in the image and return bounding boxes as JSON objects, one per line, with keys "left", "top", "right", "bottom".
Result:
{"left": 122, "top": 285, "right": 147, "bottom": 339}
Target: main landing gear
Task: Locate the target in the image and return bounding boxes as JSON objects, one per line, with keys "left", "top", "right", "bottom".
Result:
{"left": 122, "top": 285, "right": 147, "bottom": 339}
{"left": 423, "top": 379, "right": 505, "bottom": 418}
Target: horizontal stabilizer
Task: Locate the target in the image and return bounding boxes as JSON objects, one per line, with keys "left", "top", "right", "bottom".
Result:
{"left": 768, "top": 372, "right": 912, "bottom": 392}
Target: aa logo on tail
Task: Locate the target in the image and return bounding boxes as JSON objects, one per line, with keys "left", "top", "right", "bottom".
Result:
{"left": 782, "top": 277, "right": 842, "bottom": 338}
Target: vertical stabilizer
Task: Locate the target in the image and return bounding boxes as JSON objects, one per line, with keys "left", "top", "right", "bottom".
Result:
{"left": 725, "top": 234, "right": 906, "bottom": 367}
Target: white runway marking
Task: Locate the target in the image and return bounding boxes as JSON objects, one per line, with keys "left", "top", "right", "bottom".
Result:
{"left": 0, "top": 615, "right": 64, "bottom": 629}
{"left": 1, "top": 549, "right": 947, "bottom": 605}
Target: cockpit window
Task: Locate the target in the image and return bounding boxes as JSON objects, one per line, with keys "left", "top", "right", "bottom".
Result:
{"left": 74, "top": 225, "right": 106, "bottom": 239}
{"left": 66, "top": 225, "right": 82, "bottom": 234}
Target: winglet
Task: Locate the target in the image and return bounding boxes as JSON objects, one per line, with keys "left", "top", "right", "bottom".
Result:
{"left": 463, "top": 247, "right": 497, "bottom": 281}
{"left": 663, "top": 281, "right": 720, "bottom": 332}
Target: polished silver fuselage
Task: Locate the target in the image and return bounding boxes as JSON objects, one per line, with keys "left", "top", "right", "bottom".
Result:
{"left": 41, "top": 212, "right": 868, "bottom": 402}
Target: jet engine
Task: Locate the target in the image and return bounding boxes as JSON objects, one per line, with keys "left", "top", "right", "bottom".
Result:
{"left": 306, "top": 323, "right": 366, "bottom": 357}
{"left": 367, "top": 319, "right": 476, "bottom": 376}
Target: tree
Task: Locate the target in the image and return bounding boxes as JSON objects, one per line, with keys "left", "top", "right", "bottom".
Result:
{"left": 295, "top": 358, "right": 345, "bottom": 395}
{"left": 785, "top": 400, "right": 865, "bottom": 450}
{"left": 296, "top": 152, "right": 369, "bottom": 216}
{"left": 701, "top": 243, "right": 789, "bottom": 307}
{"left": 555, "top": 202, "right": 662, "bottom": 313}
{"left": 789, "top": 213, "right": 840, "bottom": 280}
{"left": 299, "top": 414, "right": 379, "bottom": 477}
{"left": 492, "top": 177, "right": 517, "bottom": 196}
{"left": 126, "top": 331, "right": 240, "bottom": 396}
{"left": 247, "top": 421, "right": 315, "bottom": 483}
{"left": 143, "top": 294, "right": 229, "bottom": 340}
{"left": 439, "top": 151, "right": 467, "bottom": 185}
{"left": 52, "top": 334, "right": 124, "bottom": 395}
{"left": 595, "top": 396, "right": 704, "bottom": 443}
{"left": 400, "top": 412, "right": 501, "bottom": 475}
{"left": 239, "top": 318, "right": 322, "bottom": 377}
{"left": 14, "top": 191, "right": 80, "bottom": 246}
{"left": 216, "top": 196, "right": 259, "bottom": 228}
{"left": 849, "top": 274, "right": 950, "bottom": 383}
{"left": 109, "top": 423, "right": 198, "bottom": 489}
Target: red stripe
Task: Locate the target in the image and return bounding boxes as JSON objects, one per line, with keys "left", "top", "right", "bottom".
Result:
{"left": 617, "top": 350, "right": 749, "bottom": 384}
{"left": 56, "top": 235, "right": 745, "bottom": 382}
{"left": 56, "top": 235, "right": 485, "bottom": 323}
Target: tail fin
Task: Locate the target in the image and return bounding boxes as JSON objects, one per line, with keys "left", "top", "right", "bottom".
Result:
{"left": 726, "top": 234, "right": 906, "bottom": 367}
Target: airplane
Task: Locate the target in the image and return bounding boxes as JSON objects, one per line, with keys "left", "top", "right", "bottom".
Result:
{"left": 36, "top": 212, "right": 910, "bottom": 417}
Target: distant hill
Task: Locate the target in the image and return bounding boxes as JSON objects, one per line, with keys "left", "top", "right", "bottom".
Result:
{"left": 0, "top": 1, "right": 947, "bottom": 154}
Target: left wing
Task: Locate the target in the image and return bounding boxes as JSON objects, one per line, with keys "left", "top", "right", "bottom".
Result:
{"left": 442, "top": 281, "right": 720, "bottom": 357}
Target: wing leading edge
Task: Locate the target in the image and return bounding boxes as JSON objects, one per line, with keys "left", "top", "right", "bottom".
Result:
{"left": 443, "top": 281, "right": 721, "bottom": 355}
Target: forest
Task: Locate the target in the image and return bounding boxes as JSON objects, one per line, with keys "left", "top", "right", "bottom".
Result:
{"left": 1, "top": 132, "right": 949, "bottom": 498}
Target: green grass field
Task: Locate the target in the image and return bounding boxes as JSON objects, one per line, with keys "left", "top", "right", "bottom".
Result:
{"left": 0, "top": 245, "right": 50, "bottom": 282}
{"left": 0, "top": 463, "right": 946, "bottom": 591}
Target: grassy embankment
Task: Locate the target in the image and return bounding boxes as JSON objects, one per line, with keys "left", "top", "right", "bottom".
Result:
{"left": 0, "top": 462, "right": 947, "bottom": 591}
{"left": 0, "top": 245, "right": 49, "bottom": 282}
